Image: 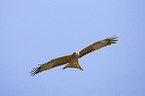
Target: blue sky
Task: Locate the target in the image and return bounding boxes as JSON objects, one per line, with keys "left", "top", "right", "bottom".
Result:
{"left": 1, "top": 0, "right": 145, "bottom": 96}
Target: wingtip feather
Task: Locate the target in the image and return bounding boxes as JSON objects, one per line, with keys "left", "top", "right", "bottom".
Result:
{"left": 108, "top": 35, "right": 118, "bottom": 44}
{"left": 30, "top": 64, "right": 43, "bottom": 76}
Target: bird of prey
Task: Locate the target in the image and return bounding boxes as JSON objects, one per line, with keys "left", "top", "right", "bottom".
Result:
{"left": 30, "top": 36, "right": 118, "bottom": 76}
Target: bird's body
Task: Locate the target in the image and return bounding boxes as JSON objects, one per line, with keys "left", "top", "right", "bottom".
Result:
{"left": 63, "top": 52, "right": 83, "bottom": 70}
{"left": 30, "top": 36, "right": 118, "bottom": 76}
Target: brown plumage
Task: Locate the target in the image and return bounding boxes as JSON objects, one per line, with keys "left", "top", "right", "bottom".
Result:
{"left": 30, "top": 36, "right": 118, "bottom": 76}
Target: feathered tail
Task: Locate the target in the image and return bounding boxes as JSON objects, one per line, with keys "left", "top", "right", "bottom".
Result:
{"left": 63, "top": 60, "right": 83, "bottom": 70}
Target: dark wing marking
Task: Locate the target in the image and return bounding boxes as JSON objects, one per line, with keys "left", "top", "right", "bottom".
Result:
{"left": 79, "top": 36, "right": 118, "bottom": 58}
{"left": 30, "top": 55, "right": 72, "bottom": 76}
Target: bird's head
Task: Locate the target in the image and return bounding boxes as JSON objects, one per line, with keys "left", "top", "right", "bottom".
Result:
{"left": 73, "top": 52, "right": 77, "bottom": 54}
{"left": 72, "top": 52, "right": 79, "bottom": 56}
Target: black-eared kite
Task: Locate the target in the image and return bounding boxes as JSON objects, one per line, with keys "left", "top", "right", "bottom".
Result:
{"left": 30, "top": 36, "right": 118, "bottom": 76}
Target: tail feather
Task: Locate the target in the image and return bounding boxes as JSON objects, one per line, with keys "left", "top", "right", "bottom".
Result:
{"left": 63, "top": 60, "right": 83, "bottom": 70}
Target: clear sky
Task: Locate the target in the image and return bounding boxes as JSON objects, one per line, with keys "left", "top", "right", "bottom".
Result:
{"left": 1, "top": 0, "right": 145, "bottom": 96}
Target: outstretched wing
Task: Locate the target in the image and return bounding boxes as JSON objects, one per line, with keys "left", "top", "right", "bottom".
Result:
{"left": 79, "top": 36, "right": 118, "bottom": 58}
{"left": 30, "top": 55, "right": 72, "bottom": 76}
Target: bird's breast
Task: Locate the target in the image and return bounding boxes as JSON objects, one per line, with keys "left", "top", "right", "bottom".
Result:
{"left": 71, "top": 52, "right": 79, "bottom": 60}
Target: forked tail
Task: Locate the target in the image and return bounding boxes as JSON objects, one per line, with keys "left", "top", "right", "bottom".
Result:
{"left": 63, "top": 60, "right": 83, "bottom": 70}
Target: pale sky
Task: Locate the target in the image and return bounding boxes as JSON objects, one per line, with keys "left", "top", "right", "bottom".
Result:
{"left": 1, "top": 0, "right": 145, "bottom": 96}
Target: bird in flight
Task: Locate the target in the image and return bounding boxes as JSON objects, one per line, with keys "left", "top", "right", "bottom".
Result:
{"left": 30, "top": 36, "right": 118, "bottom": 76}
